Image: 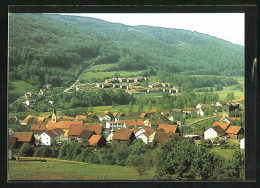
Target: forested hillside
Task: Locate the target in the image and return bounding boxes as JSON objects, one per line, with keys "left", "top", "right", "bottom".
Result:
{"left": 9, "top": 13, "right": 244, "bottom": 89}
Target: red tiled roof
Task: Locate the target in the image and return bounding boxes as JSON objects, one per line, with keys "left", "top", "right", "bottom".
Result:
{"left": 83, "top": 123, "right": 103, "bottom": 135}
{"left": 212, "top": 122, "right": 230, "bottom": 131}
{"left": 21, "top": 115, "right": 45, "bottom": 124}
{"left": 30, "top": 124, "right": 47, "bottom": 131}
{"left": 148, "top": 110, "right": 156, "bottom": 114}
{"left": 45, "top": 128, "right": 65, "bottom": 138}
{"left": 75, "top": 115, "right": 87, "bottom": 120}
{"left": 140, "top": 113, "right": 147, "bottom": 119}
{"left": 68, "top": 124, "right": 84, "bottom": 136}
{"left": 113, "top": 129, "right": 135, "bottom": 141}
{"left": 240, "top": 96, "right": 245, "bottom": 101}
{"left": 124, "top": 119, "right": 144, "bottom": 128}
{"left": 226, "top": 126, "right": 242, "bottom": 135}
{"left": 228, "top": 117, "right": 241, "bottom": 121}
{"left": 13, "top": 132, "right": 33, "bottom": 142}
{"left": 104, "top": 110, "right": 111, "bottom": 115}
{"left": 47, "top": 121, "right": 83, "bottom": 130}
{"left": 143, "top": 126, "right": 155, "bottom": 136}
{"left": 88, "top": 135, "right": 102, "bottom": 146}
{"left": 157, "top": 124, "right": 179, "bottom": 134}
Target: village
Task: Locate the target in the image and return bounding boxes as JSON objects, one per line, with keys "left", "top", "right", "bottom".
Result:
{"left": 8, "top": 91, "right": 245, "bottom": 159}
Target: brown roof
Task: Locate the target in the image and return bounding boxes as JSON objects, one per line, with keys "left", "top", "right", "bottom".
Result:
{"left": 75, "top": 115, "right": 87, "bottom": 120}
{"left": 47, "top": 121, "right": 83, "bottom": 130}
{"left": 45, "top": 128, "right": 65, "bottom": 138}
{"left": 83, "top": 123, "right": 103, "bottom": 135}
{"left": 143, "top": 126, "right": 155, "bottom": 136}
{"left": 104, "top": 110, "right": 111, "bottom": 115}
{"left": 78, "top": 130, "right": 95, "bottom": 140}
{"left": 148, "top": 110, "right": 156, "bottom": 114}
{"left": 211, "top": 126, "right": 226, "bottom": 134}
{"left": 228, "top": 117, "right": 241, "bottom": 121}
{"left": 124, "top": 119, "right": 144, "bottom": 128}
{"left": 212, "top": 122, "right": 230, "bottom": 131}
{"left": 30, "top": 124, "right": 47, "bottom": 131}
{"left": 62, "top": 116, "right": 76, "bottom": 120}
{"left": 68, "top": 124, "right": 84, "bottom": 136}
{"left": 88, "top": 135, "right": 103, "bottom": 146}
{"left": 225, "top": 126, "right": 242, "bottom": 135}
{"left": 8, "top": 137, "right": 17, "bottom": 148}
{"left": 21, "top": 115, "right": 45, "bottom": 124}
{"left": 154, "top": 131, "right": 171, "bottom": 144}
{"left": 113, "top": 128, "right": 135, "bottom": 141}
{"left": 13, "top": 132, "right": 33, "bottom": 142}
{"left": 157, "top": 124, "right": 179, "bottom": 134}
{"left": 140, "top": 113, "right": 147, "bottom": 119}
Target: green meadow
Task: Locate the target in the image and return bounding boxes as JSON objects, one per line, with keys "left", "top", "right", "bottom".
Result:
{"left": 8, "top": 157, "right": 155, "bottom": 180}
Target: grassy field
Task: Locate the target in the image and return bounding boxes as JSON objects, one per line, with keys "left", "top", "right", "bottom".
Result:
{"left": 9, "top": 80, "right": 36, "bottom": 96}
{"left": 88, "top": 63, "right": 118, "bottom": 71}
{"left": 79, "top": 70, "right": 144, "bottom": 82}
{"left": 209, "top": 140, "right": 243, "bottom": 159}
{"left": 8, "top": 157, "right": 155, "bottom": 180}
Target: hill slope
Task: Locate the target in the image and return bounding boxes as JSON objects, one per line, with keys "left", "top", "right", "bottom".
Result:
{"left": 8, "top": 13, "right": 244, "bottom": 89}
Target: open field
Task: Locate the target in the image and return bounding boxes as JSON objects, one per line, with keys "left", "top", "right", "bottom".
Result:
{"left": 9, "top": 80, "right": 36, "bottom": 96}
{"left": 88, "top": 63, "right": 118, "bottom": 71}
{"left": 209, "top": 140, "right": 243, "bottom": 159}
{"left": 8, "top": 157, "right": 155, "bottom": 180}
{"left": 79, "top": 70, "right": 144, "bottom": 82}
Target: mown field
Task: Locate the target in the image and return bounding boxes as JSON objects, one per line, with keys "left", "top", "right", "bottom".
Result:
{"left": 8, "top": 157, "right": 155, "bottom": 180}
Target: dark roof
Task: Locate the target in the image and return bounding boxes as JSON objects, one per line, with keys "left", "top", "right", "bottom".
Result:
{"left": 45, "top": 128, "right": 65, "bottom": 138}
{"left": 211, "top": 126, "right": 226, "bottom": 134}
{"left": 113, "top": 128, "right": 136, "bottom": 141}
{"left": 78, "top": 130, "right": 95, "bottom": 140}
{"left": 8, "top": 137, "right": 17, "bottom": 148}
{"left": 153, "top": 131, "right": 171, "bottom": 144}
{"left": 13, "top": 132, "right": 34, "bottom": 142}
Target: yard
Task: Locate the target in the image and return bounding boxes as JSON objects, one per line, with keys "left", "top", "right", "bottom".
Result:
{"left": 8, "top": 157, "right": 155, "bottom": 180}
{"left": 209, "top": 140, "right": 244, "bottom": 159}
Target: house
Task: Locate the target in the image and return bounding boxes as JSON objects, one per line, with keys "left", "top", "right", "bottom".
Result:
{"left": 87, "top": 113, "right": 98, "bottom": 120}
{"left": 157, "top": 124, "right": 180, "bottom": 135}
{"left": 215, "top": 101, "right": 222, "bottom": 107}
{"left": 43, "top": 84, "right": 53, "bottom": 90}
{"left": 113, "top": 84, "right": 121, "bottom": 88}
{"left": 106, "top": 120, "right": 125, "bottom": 131}
{"left": 75, "top": 115, "right": 87, "bottom": 121}
{"left": 8, "top": 137, "right": 17, "bottom": 149}
{"left": 113, "top": 112, "right": 125, "bottom": 119}
{"left": 40, "top": 128, "right": 65, "bottom": 145}
{"left": 124, "top": 119, "right": 144, "bottom": 129}
{"left": 106, "top": 131, "right": 114, "bottom": 142}
{"left": 225, "top": 126, "right": 243, "bottom": 139}
{"left": 48, "top": 101, "right": 54, "bottom": 105}
{"left": 12, "top": 132, "right": 35, "bottom": 148}
{"left": 88, "top": 135, "right": 106, "bottom": 147}
{"left": 153, "top": 131, "right": 171, "bottom": 144}
{"left": 204, "top": 126, "right": 225, "bottom": 140}
{"left": 160, "top": 109, "right": 171, "bottom": 116}
{"left": 240, "top": 96, "right": 245, "bottom": 101}
{"left": 84, "top": 123, "right": 104, "bottom": 135}
{"left": 212, "top": 122, "right": 230, "bottom": 131}
{"left": 38, "top": 89, "right": 47, "bottom": 96}
{"left": 99, "top": 110, "right": 113, "bottom": 121}
{"left": 25, "top": 92, "right": 37, "bottom": 99}
{"left": 30, "top": 124, "right": 47, "bottom": 140}
{"left": 47, "top": 121, "right": 83, "bottom": 137}
{"left": 112, "top": 128, "right": 136, "bottom": 142}
{"left": 172, "top": 86, "right": 179, "bottom": 93}
{"left": 78, "top": 130, "right": 96, "bottom": 141}
{"left": 105, "top": 78, "right": 118, "bottom": 84}
{"left": 118, "top": 78, "right": 127, "bottom": 82}
{"left": 149, "top": 82, "right": 162, "bottom": 88}
{"left": 21, "top": 115, "right": 45, "bottom": 125}
{"left": 102, "top": 83, "right": 113, "bottom": 88}
{"left": 143, "top": 118, "right": 169, "bottom": 127}
{"left": 240, "top": 138, "right": 245, "bottom": 149}
{"left": 120, "top": 84, "right": 128, "bottom": 89}
{"left": 126, "top": 78, "right": 134, "bottom": 83}
{"left": 140, "top": 113, "right": 149, "bottom": 119}
{"left": 222, "top": 103, "right": 240, "bottom": 117}
{"left": 197, "top": 109, "right": 204, "bottom": 116}
{"left": 169, "top": 112, "right": 185, "bottom": 122}
{"left": 134, "top": 77, "right": 147, "bottom": 83}
{"left": 25, "top": 99, "right": 36, "bottom": 107}
{"left": 8, "top": 128, "right": 14, "bottom": 136}
{"left": 135, "top": 126, "right": 156, "bottom": 144}
{"left": 196, "top": 103, "right": 203, "bottom": 109}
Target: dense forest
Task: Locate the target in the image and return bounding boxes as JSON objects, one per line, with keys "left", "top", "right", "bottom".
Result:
{"left": 9, "top": 13, "right": 244, "bottom": 90}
